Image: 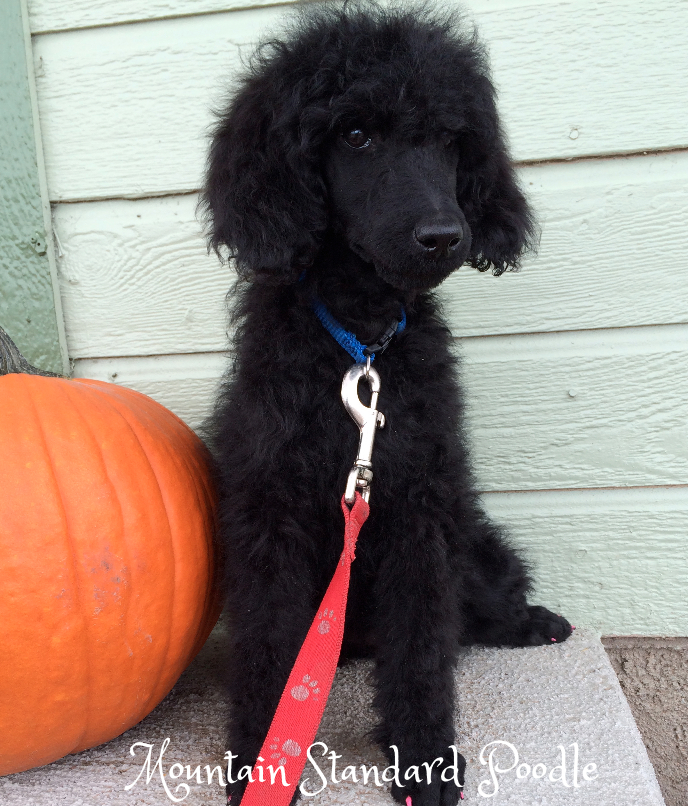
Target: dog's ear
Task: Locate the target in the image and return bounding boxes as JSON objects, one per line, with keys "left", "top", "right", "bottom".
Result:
{"left": 457, "top": 77, "right": 537, "bottom": 276}
{"left": 201, "top": 78, "right": 328, "bottom": 283}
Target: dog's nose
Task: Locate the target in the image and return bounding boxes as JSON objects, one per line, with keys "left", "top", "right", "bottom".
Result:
{"left": 414, "top": 223, "right": 463, "bottom": 258}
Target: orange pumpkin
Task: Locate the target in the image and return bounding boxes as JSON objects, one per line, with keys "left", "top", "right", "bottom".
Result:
{"left": 0, "top": 329, "right": 220, "bottom": 776}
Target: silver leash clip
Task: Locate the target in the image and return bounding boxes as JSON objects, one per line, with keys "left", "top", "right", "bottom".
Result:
{"left": 341, "top": 363, "right": 385, "bottom": 504}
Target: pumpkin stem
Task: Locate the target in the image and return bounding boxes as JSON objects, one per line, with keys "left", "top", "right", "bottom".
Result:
{"left": 0, "top": 326, "right": 62, "bottom": 378}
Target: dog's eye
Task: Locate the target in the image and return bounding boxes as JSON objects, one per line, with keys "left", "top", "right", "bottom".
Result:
{"left": 342, "top": 128, "right": 372, "bottom": 149}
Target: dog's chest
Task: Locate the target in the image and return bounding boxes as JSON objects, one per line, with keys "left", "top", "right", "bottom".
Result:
{"left": 287, "top": 350, "right": 460, "bottom": 498}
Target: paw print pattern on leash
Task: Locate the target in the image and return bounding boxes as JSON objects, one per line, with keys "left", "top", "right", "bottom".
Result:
{"left": 269, "top": 736, "right": 286, "bottom": 766}
{"left": 317, "top": 608, "right": 335, "bottom": 634}
{"left": 282, "top": 739, "right": 301, "bottom": 756}
{"left": 291, "top": 673, "right": 320, "bottom": 701}
{"left": 269, "top": 736, "right": 302, "bottom": 767}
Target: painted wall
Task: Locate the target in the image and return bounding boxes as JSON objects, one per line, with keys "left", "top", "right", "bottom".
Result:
{"left": 0, "top": 0, "right": 67, "bottom": 374}
{"left": 26, "top": 0, "right": 688, "bottom": 634}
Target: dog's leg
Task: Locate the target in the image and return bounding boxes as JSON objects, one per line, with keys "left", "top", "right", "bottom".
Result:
{"left": 459, "top": 518, "right": 573, "bottom": 647}
{"left": 224, "top": 570, "right": 317, "bottom": 805}
{"left": 370, "top": 538, "right": 465, "bottom": 806}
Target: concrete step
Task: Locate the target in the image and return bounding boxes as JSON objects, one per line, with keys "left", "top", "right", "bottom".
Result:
{"left": 0, "top": 624, "right": 665, "bottom": 805}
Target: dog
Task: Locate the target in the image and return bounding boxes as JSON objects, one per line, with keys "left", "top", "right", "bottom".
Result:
{"left": 202, "top": 4, "right": 572, "bottom": 804}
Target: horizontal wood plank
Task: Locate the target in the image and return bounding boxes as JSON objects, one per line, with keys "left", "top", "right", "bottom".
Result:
{"left": 461, "top": 324, "right": 688, "bottom": 492}
{"left": 71, "top": 324, "right": 688, "bottom": 492}
{"left": 32, "top": 4, "right": 293, "bottom": 202}
{"left": 28, "top": 0, "right": 294, "bottom": 33}
{"left": 72, "top": 351, "right": 227, "bottom": 433}
{"left": 33, "top": 0, "right": 688, "bottom": 201}
{"left": 55, "top": 194, "right": 233, "bottom": 357}
{"left": 482, "top": 487, "right": 688, "bottom": 636}
{"left": 27, "top": 0, "right": 544, "bottom": 33}
{"left": 54, "top": 151, "right": 688, "bottom": 358}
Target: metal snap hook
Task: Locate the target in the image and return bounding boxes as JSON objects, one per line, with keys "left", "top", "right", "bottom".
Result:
{"left": 341, "top": 363, "right": 385, "bottom": 503}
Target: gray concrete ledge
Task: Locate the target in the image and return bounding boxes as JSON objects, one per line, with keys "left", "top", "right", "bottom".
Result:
{"left": 0, "top": 625, "right": 664, "bottom": 805}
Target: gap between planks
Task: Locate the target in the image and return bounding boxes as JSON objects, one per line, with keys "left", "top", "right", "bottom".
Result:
{"left": 48, "top": 145, "right": 688, "bottom": 206}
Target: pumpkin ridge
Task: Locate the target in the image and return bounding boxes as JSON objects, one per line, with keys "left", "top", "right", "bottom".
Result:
{"left": 22, "top": 377, "right": 93, "bottom": 755}
{"left": 90, "top": 386, "right": 222, "bottom": 662}
{"left": 102, "top": 393, "right": 221, "bottom": 706}
{"left": 132, "top": 406, "right": 219, "bottom": 660}
{"left": 184, "top": 454, "right": 220, "bottom": 659}
{"left": 109, "top": 393, "right": 221, "bottom": 703}
{"left": 77, "top": 384, "right": 180, "bottom": 721}
{"left": 59, "top": 379, "right": 136, "bottom": 746}
{"left": 139, "top": 416, "right": 217, "bottom": 662}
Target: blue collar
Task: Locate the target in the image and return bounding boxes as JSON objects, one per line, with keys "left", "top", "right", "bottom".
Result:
{"left": 310, "top": 296, "right": 406, "bottom": 364}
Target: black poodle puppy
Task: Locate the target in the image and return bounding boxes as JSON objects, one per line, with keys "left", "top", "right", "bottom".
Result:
{"left": 203, "top": 4, "right": 572, "bottom": 805}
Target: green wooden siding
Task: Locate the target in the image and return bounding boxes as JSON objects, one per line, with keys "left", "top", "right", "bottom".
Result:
{"left": 0, "top": 0, "right": 67, "bottom": 374}
{"left": 26, "top": 0, "right": 688, "bottom": 635}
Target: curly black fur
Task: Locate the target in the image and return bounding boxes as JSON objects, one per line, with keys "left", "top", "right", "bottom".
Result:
{"left": 202, "top": 4, "right": 570, "bottom": 805}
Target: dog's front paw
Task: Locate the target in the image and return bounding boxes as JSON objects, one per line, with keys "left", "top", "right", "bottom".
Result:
{"left": 517, "top": 605, "right": 573, "bottom": 646}
{"left": 390, "top": 747, "right": 465, "bottom": 806}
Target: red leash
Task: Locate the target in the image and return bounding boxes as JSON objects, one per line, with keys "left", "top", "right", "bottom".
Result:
{"left": 238, "top": 494, "right": 369, "bottom": 806}
{"left": 237, "top": 363, "right": 383, "bottom": 806}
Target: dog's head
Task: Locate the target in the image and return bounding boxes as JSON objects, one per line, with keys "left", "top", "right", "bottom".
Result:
{"left": 202, "top": 2, "right": 536, "bottom": 290}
